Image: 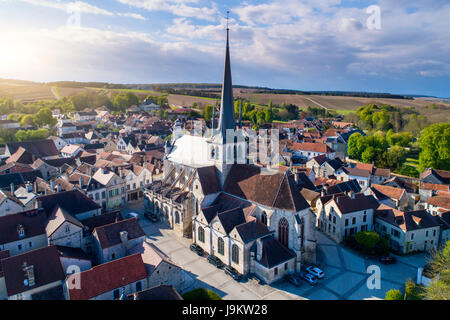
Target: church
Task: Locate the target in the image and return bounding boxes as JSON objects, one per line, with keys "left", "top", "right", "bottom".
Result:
{"left": 143, "top": 27, "right": 316, "bottom": 284}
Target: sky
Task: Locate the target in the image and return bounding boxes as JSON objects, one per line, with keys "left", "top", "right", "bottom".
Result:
{"left": 0, "top": 0, "right": 449, "bottom": 97}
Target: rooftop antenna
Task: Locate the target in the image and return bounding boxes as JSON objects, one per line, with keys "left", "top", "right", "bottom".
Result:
{"left": 226, "top": 10, "right": 229, "bottom": 30}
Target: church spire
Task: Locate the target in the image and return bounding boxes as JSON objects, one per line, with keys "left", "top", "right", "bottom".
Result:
{"left": 218, "top": 12, "right": 235, "bottom": 140}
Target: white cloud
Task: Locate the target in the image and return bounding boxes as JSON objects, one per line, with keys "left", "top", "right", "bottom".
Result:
{"left": 117, "top": 12, "right": 147, "bottom": 21}
{"left": 117, "top": 0, "right": 218, "bottom": 21}
{"left": 21, "top": 0, "right": 114, "bottom": 15}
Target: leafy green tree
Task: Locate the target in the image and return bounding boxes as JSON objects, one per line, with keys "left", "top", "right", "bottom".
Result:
{"left": 256, "top": 110, "right": 266, "bottom": 125}
{"left": 112, "top": 92, "right": 139, "bottom": 113}
{"left": 355, "top": 231, "right": 380, "bottom": 252}
{"left": 362, "top": 146, "right": 376, "bottom": 163}
{"left": 203, "top": 105, "right": 214, "bottom": 121}
{"left": 347, "top": 132, "right": 364, "bottom": 160}
{"left": 399, "top": 164, "right": 419, "bottom": 178}
{"left": 265, "top": 106, "right": 274, "bottom": 123}
{"left": 385, "top": 289, "right": 403, "bottom": 300}
{"left": 405, "top": 279, "right": 422, "bottom": 300}
{"left": 418, "top": 123, "right": 450, "bottom": 172}
{"left": 20, "top": 114, "right": 35, "bottom": 127}
{"left": 423, "top": 241, "right": 450, "bottom": 300}
{"left": 33, "top": 108, "right": 56, "bottom": 127}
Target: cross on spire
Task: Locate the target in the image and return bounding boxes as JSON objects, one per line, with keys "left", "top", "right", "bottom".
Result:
{"left": 226, "top": 10, "right": 229, "bottom": 30}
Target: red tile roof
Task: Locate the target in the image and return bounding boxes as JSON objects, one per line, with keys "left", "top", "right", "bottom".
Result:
{"left": 67, "top": 253, "right": 147, "bottom": 300}
{"left": 291, "top": 142, "right": 334, "bottom": 153}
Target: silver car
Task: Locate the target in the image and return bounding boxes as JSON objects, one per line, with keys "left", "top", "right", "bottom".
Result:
{"left": 306, "top": 266, "right": 324, "bottom": 279}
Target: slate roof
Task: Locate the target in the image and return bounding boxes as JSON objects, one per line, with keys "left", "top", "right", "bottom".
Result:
{"left": 37, "top": 189, "right": 101, "bottom": 218}
{"left": 0, "top": 170, "right": 43, "bottom": 190}
{"left": 235, "top": 220, "right": 271, "bottom": 243}
{"left": 257, "top": 237, "right": 296, "bottom": 268}
{"left": 5, "top": 147, "right": 35, "bottom": 164}
{"left": 224, "top": 164, "right": 310, "bottom": 212}
{"left": 325, "top": 179, "right": 361, "bottom": 195}
{"left": 216, "top": 207, "right": 247, "bottom": 234}
{"left": 67, "top": 253, "right": 147, "bottom": 300}
{"left": 331, "top": 193, "right": 379, "bottom": 214}
{"left": 196, "top": 166, "right": 221, "bottom": 195}
{"left": 94, "top": 218, "right": 145, "bottom": 249}
{"left": 1, "top": 245, "right": 65, "bottom": 296}
{"left": 81, "top": 211, "right": 123, "bottom": 233}
{"left": 6, "top": 140, "right": 59, "bottom": 159}
{"left": 0, "top": 209, "right": 47, "bottom": 245}
{"left": 56, "top": 245, "right": 91, "bottom": 261}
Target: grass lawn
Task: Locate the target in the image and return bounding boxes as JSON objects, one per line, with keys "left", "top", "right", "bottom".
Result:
{"left": 182, "top": 288, "right": 222, "bottom": 300}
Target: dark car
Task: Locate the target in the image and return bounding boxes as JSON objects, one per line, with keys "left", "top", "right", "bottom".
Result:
{"left": 285, "top": 274, "right": 302, "bottom": 287}
{"left": 189, "top": 244, "right": 204, "bottom": 256}
{"left": 144, "top": 212, "right": 159, "bottom": 223}
{"left": 207, "top": 255, "right": 224, "bottom": 269}
{"left": 298, "top": 271, "right": 318, "bottom": 285}
{"left": 379, "top": 255, "right": 397, "bottom": 265}
{"left": 224, "top": 266, "right": 242, "bottom": 281}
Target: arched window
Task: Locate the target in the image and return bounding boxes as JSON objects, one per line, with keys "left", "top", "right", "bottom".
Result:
{"left": 217, "top": 237, "right": 224, "bottom": 255}
{"left": 261, "top": 211, "right": 268, "bottom": 225}
{"left": 198, "top": 226, "right": 205, "bottom": 243}
{"left": 211, "top": 147, "right": 215, "bottom": 160}
{"left": 278, "top": 218, "right": 289, "bottom": 248}
{"left": 175, "top": 211, "right": 180, "bottom": 224}
{"left": 231, "top": 244, "right": 239, "bottom": 264}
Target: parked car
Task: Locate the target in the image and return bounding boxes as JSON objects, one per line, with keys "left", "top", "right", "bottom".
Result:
{"left": 207, "top": 255, "right": 224, "bottom": 269}
{"left": 224, "top": 266, "right": 242, "bottom": 281}
{"left": 127, "top": 212, "right": 139, "bottom": 220}
{"left": 306, "top": 266, "right": 324, "bottom": 279}
{"left": 379, "top": 255, "right": 397, "bottom": 265}
{"left": 285, "top": 273, "right": 302, "bottom": 287}
{"left": 189, "top": 244, "right": 204, "bottom": 256}
{"left": 144, "top": 212, "right": 159, "bottom": 223}
{"left": 298, "top": 271, "right": 318, "bottom": 285}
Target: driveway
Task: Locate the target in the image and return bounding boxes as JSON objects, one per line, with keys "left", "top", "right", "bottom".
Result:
{"left": 123, "top": 203, "right": 427, "bottom": 300}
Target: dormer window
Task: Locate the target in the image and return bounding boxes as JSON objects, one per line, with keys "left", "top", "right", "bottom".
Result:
{"left": 17, "top": 225, "right": 25, "bottom": 238}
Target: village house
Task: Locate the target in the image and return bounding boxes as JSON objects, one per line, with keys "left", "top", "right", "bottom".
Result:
{"left": 65, "top": 253, "right": 148, "bottom": 300}
{"left": 374, "top": 204, "right": 440, "bottom": 254}
{"left": 0, "top": 209, "right": 48, "bottom": 257}
{"left": 0, "top": 245, "right": 65, "bottom": 300}
{"left": 92, "top": 218, "right": 145, "bottom": 264}
{"left": 0, "top": 189, "right": 24, "bottom": 217}
{"left": 366, "top": 184, "right": 411, "bottom": 211}
{"left": 92, "top": 168, "right": 126, "bottom": 210}
{"left": 316, "top": 193, "right": 379, "bottom": 243}
{"left": 45, "top": 205, "right": 84, "bottom": 249}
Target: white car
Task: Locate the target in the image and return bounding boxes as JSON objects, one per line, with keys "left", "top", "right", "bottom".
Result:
{"left": 306, "top": 266, "right": 324, "bottom": 279}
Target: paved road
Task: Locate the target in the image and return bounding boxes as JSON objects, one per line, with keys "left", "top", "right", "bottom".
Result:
{"left": 123, "top": 203, "right": 427, "bottom": 300}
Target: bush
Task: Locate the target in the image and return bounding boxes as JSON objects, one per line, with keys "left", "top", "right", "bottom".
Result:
{"left": 182, "top": 288, "right": 222, "bottom": 300}
{"left": 385, "top": 289, "right": 403, "bottom": 300}
{"left": 405, "top": 279, "right": 422, "bottom": 300}
{"left": 355, "top": 231, "right": 381, "bottom": 253}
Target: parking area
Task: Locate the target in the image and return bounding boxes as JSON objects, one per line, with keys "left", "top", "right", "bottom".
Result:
{"left": 123, "top": 203, "right": 427, "bottom": 300}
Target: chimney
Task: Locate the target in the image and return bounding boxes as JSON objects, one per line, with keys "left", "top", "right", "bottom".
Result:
{"left": 57, "top": 184, "right": 62, "bottom": 193}
{"left": 79, "top": 177, "right": 84, "bottom": 189}
{"left": 27, "top": 183, "right": 33, "bottom": 193}
{"left": 50, "top": 180, "right": 55, "bottom": 190}
{"left": 10, "top": 183, "right": 14, "bottom": 194}
{"left": 33, "top": 181, "right": 38, "bottom": 194}
{"left": 22, "top": 263, "right": 35, "bottom": 287}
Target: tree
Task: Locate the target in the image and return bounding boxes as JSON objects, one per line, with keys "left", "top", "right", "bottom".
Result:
{"left": 347, "top": 132, "right": 364, "bottom": 160}
{"left": 203, "top": 105, "right": 214, "bottom": 121}
{"left": 33, "top": 108, "right": 56, "bottom": 128}
{"left": 418, "top": 123, "right": 450, "bottom": 172}
{"left": 385, "top": 289, "right": 403, "bottom": 300}
{"left": 423, "top": 241, "right": 450, "bottom": 300}
{"left": 20, "top": 114, "right": 35, "bottom": 127}
{"left": 112, "top": 92, "right": 139, "bottom": 113}
{"left": 355, "top": 231, "right": 380, "bottom": 252}
{"left": 405, "top": 279, "right": 422, "bottom": 300}
{"left": 265, "top": 106, "right": 274, "bottom": 123}
{"left": 362, "top": 146, "right": 376, "bottom": 163}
